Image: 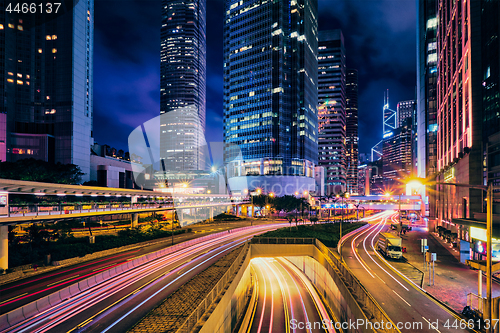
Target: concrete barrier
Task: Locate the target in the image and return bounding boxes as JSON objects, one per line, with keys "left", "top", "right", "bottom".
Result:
{"left": 48, "top": 292, "right": 62, "bottom": 306}
{"left": 0, "top": 314, "right": 10, "bottom": 331}
{"left": 78, "top": 279, "right": 89, "bottom": 291}
{"left": 59, "top": 287, "right": 71, "bottom": 301}
{"left": 5, "top": 307, "right": 25, "bottom": 328}
{"left": 86, "top": 276, "right": 97, "bottom": 288}
{"left": 21, "top": 302, "right": 39, "bottom": 320}
{"left": 69, "top": 283, "right": 81, "bottom": 297}
{"left": 35, "top": 296, "right": 51, "bottom": 313}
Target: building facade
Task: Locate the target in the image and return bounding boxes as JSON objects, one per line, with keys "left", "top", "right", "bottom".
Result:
{"left": 346, "top": 68, "right": 359, "bottom": 194}
{"left": 317, "top": 30, "right": 346, "bottom": 195}
{"left": 160, "top": 0, "right": 207, "bottom": 171}
{"left": 223, "top": 0, "right": 318, "bottom": 195}
{"left": 382, "top": 117, "right": 413, "bottom": 182}
{"left": 1, "top": 1, "right": 94, "bottom": 181}
{"left": 383, "top": 90, "right": 397, "bottom": 135}
{"left": 397, "top": 100, "right": 415, "bottom": 127}
{"left": 434, "top": 0, "right": 484, "bottom": 224}
{"left": 416, "top": 0, "right": 438, "bottom": 180}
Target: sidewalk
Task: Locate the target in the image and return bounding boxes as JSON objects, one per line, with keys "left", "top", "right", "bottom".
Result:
{"left": 399, "top": 227, "right": 500, "bottom": 313}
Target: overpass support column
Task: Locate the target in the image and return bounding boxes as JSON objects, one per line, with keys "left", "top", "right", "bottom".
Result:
{"left": 235, "top": 205, "right": 239, "bottom": 217}
{"left": 0, "top": 225, "right": 8, "bottom": 270}
{"left": 131, "top": 213, "right": 139, "bottom": 228}
{"left": 209, "top": 207, "right": 214, "bottom": 221}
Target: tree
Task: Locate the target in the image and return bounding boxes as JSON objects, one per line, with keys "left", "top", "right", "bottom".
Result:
{"left": 0, "top": 159, "right": 84, "bottom": 184}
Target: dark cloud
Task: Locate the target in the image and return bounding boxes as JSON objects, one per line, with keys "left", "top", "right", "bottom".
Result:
{"left": 94, "top": 0, "right": 416, "bottom": 155}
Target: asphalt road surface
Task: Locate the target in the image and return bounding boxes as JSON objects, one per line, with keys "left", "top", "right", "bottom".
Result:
{"left": 245, "top": 257, "right": 335, "bottom": 333}
{"left": 342, "top": 211, "right": 476, "bottom": 333}
{"left": 0, "top": 220, "right": 267, "bottom": 313}
{"left": 1, "top": 223, "right": 286, "bottom": 333}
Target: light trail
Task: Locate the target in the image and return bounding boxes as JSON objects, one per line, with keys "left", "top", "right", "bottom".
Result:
{"left": 3, "top": 225, "right": 277, "bottom": 333}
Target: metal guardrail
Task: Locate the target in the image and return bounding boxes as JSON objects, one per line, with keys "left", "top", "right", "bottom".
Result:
{"left": 250, "top": 237, "right": 315, "bottom": 244}
{"left": 467, "top": 292, "right": 484, "bottom": 313}
{"left": 315, "top": 239, "right": 400, "bottom": 333}
{"left": 176, "top": 242, "right": 250, "bottom": 333}
{"left": 5, "top": 201, "right": 248, "bottom": 218}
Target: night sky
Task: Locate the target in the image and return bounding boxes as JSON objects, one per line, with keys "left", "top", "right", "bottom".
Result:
{"left": 93, "top": 0, "right": 416, "bottom": 156}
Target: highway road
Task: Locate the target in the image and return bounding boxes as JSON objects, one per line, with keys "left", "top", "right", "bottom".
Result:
{"left": 244, "top": 257, "right": 335, "bottom": 333}
{"left": 0, "top": 220, "right": 261, "bottom": 313}
{"left": 0, "top": 223, "right": 284, "bottom": 333}
{"left": 342, "top": 211, "right": 474, "bottom": 333}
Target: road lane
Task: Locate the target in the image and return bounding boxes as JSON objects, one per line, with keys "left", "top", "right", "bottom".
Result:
{"left": 343, "top": 211, "right": 475, "bottom": 333}
{"left": 1, "top": 224, "right": 285, "bottom": 333}
{"left": 246, "top": 257, "right": 335, "bottom": 333}
{"left": 0, "top": 220, "right": 267, "bottom": 313}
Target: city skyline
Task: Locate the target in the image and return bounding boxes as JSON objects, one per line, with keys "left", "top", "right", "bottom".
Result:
{"left": 92, "top": 0, "right": 416, "bottom": 156}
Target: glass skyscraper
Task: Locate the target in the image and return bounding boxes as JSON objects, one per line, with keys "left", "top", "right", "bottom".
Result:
{"left": 1, "top": 0, "right": 94, "bottom": 181}
{"left": 317, "top": 30, "right": 346, "bottom": 194}
{"left": 223, "top": 0, "right": 318, "bottom": 195}
{"left": 346, "top": 68, "right": 358, "bottom": 194}
{"left": 160, "top": 0, "right": 206, "bottom": 172}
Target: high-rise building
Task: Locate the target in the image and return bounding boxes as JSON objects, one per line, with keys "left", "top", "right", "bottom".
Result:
{"left": 383, "top": 90, "right": 397, "bottom": 135}
{"left": 223, "top": 0, "right": 318, "bottom": 195}
{"left": 382, "top": 117, "right": 413, "bottom": 181}
{"left": 1, "top": 1, "right": 94, "bottom": 180}
{"left": 345, "top": 68, "right": 358, "bottom": 194}
{"left": 434, "top": 0, "right": 485, "bottom": 224}
{"left": 397, "top": 100, "right": 415, "bottom": 127}
{"left": 160, "top": 0, "right": 206, "bottom": 171}
{"left": 416, "top": 0, "right": 438, "bottom": 179}
{"left": 431, "top": 0, "right": 500, "bottom": 263}
{"left": 318, "top": 30, "right": 346, "bottom": 195}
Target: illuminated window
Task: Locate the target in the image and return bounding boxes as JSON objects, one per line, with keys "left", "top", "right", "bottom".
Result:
{"left": 46, "top": 35, "right": 52, "bottom": 40}
{"left": 0, "top": 24, "right": 3, "bottom": 29}
{"left": 8, "top": 24, "right": 14, "bottom": 29}
{"left": 17, "top": 80, "right": 23, "bottom": 85}
{"left": 7, "top": 79, "right": 14, "bottom": 83}
{"left": 26, "top": 81, "right": 30, "bottom": 85}
{"left": 52, "top": 35, "right": 57, "bottom": 40}
{"left": 26, "top": 74, "right": 30, "bottom": 79}
{"left": 46, "top": 96, "right": 50, "bottom": 100}
{"left": 17, "top": 73, "right": 22, "bottom": 78}
{"left": 38, "top": 49, "right": 42, "bottom": 53}
{"left": 17, "top": 25, "right": 23, "bottom": 31}
{"left": 7, "top": 72, "right": 13, "bottom": 76}
{"left": 52, "top": 48, "right": 57, "bottom": 53}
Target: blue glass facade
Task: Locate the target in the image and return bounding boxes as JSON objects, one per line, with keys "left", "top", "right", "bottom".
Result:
{"left": 223, "top": 0, "right": 318, "bottom": 181}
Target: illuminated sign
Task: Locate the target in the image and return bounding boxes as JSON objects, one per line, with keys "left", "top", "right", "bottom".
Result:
{"left": 444, "top": 167, "right": 455, "bottom": 182}
{"left": 0, "top": 195, "right": 6, "bottom": 205}
{"left": 383, "top": 131, "right": 393, "bottom": 139}
{"left": 428, "top": 124, "right": 438, "bottom": 132}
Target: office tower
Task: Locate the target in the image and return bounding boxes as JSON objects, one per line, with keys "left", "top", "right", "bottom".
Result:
{"left": 223, "top": 0, "right": 318, "bottom": 195}
{"left": 416, "top": 0, "right": 438, "bottom": 179}
{"left": 382, "top": 117, "right": 413, "bottom": 181}
{"left": 434, "top": 0, "right": 485, "bottom": 223}
{"left": 318, "top": 30, "right": 346, "bottom": 195}
{"left": 160, "top": 0, "right": 206, "bottom": 171}
{"left": 345, "top": 68, "right": 358, "bottom": 194}
{"left": 397, "top": 100, "right": 415, "bottom": 127}
{"left": 383, "top": 89, "right": 397, "bottom": 135}
{"left": 1, "top": 1, "right": 94, "bottom": 180}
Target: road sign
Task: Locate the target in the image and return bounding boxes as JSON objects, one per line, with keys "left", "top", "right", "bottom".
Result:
{"left": 431, "top": 253, "right": 437, "bottom": 262}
